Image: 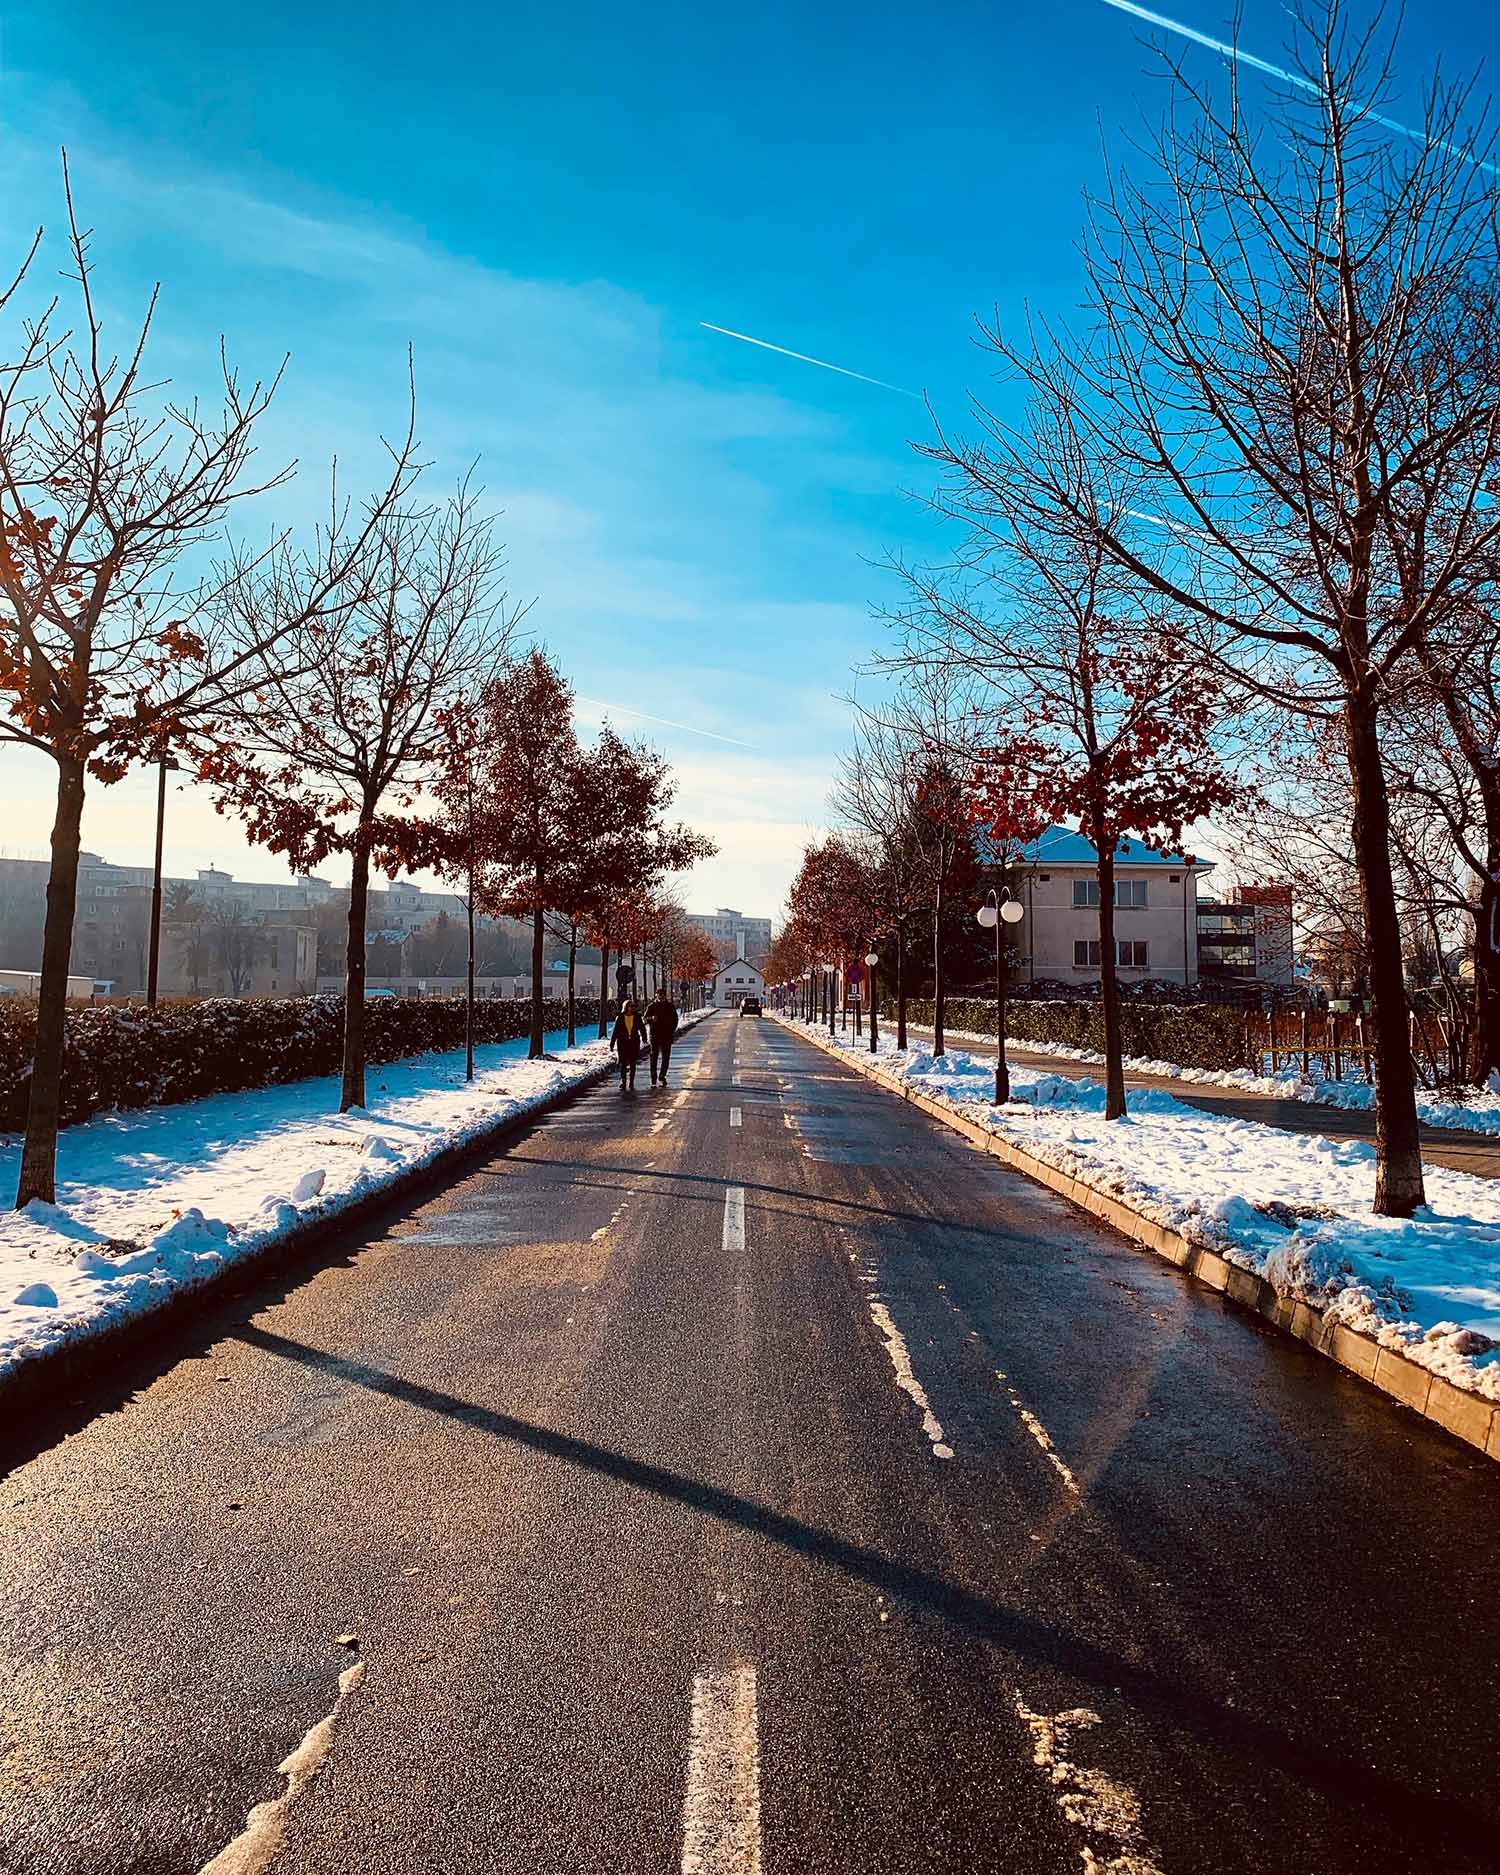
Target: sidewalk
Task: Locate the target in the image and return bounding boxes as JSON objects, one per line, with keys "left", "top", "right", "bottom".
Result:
{"left": 897, "top": 1025, "right": 1500, "bottom": 1182}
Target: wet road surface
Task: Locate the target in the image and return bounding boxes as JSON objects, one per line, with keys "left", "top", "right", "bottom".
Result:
{"left": 3, "top": 1012, "right": 1499, "bottom": 1874}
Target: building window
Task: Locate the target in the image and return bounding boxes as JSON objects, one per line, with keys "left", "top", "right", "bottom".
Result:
{"left": 1118, "top": 939, "right": 1148, "bottom": 968}
{"left": 1073, "top": 878, "right": 1147, "bottom": 908}
{"left": 1073, "top": 940, "right": 1101, "bottom": 967}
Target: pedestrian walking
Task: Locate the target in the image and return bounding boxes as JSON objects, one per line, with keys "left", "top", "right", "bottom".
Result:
{"left": 611, "top": 998, "right": 643, "bottom": 1092}
{"left": 644, "top": 990, "right": 680, "bottom": 1086}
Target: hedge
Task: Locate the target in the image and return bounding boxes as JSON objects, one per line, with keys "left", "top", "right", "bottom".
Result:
{"left": 884, "top": 997, "right": 1251, "bottom": 1073}
{"left": 0, "top": 995, "right": 604, "bottom": 1133}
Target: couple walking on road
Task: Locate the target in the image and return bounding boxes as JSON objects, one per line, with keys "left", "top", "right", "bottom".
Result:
{"left": 610, "top": 992, "right": 679, "bottom": 1091}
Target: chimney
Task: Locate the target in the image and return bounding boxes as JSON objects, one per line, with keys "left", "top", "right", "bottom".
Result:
{"left": 737, "top": 930, "right": 746, "bottom": 960}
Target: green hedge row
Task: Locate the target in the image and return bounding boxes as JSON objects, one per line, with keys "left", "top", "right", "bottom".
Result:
{"left": 0, "top": 995, "right": 605, "bottom": 1133}
{"left": 886, "top": 997, "right": 1251, "bottom": 1072}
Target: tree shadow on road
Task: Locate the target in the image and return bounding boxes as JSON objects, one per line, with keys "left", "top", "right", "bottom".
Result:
{"left": 233, "top": 1320, "right": 1494, "bottom": 1867}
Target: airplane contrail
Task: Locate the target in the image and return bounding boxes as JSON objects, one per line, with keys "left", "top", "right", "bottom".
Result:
{"left": 700, "top": 322, "right": 921, "bottom": 398}
{"left": 1101, "top": 0, "right": 1500, "bottom": 174}
{"left": 575, "top": 697, "right": 758, "bottom": 749}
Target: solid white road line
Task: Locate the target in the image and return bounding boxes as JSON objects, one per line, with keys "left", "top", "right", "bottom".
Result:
{"left": 680, "top": 1665, "right": 762, "bottom": 1875}
{"left": 722, "top": 1187, "right": 746, "bottom": 1254}
{"left": 1013, "top": 1694, "right": 1162, "bottom": 1875}
{"left": 729, "top": 1107, "right": 742, "bottom": 1129}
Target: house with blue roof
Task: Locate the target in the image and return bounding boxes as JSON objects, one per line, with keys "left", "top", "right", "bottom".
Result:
{"left": 1006, "top": 825, "right": 1213, "bottom": 987}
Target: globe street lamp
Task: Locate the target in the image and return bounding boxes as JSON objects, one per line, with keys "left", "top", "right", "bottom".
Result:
{"left": 976, "top": 889, "right": 1025, "bottom": 1104}
{"left": 865, "top": 949, "right": 880, "bottom": 1054}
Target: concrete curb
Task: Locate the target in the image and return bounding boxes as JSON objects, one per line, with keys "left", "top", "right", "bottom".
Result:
{"left": 1, "top": 1013, "right": 716, "bottom": 1432}
{"left": 780, "top": 1016, "right": 1500, "bottom": 1464}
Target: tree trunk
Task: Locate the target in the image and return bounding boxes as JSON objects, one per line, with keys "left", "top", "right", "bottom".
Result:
{"left": 529, "top": 900, "right": 545, "bottom": 1059}
{"left": 1471, "top": 830, "right": 1500, "bottom": 1087}
{"left": 1096, "top": 841, "right": 1127, "bottom": 1121}
{"left": 567, "top": 921, "right": 578, "bottom": 1049}
{"left": 598, "top": 939, "right": 611, "bottom": 1039}
{"left": 465, "top": 870, "right": 475, "bottom": 1083}
{"left": 340, "top": 838, "right": 371, "bottom": 1112}
{"left": 1344, "top": 692, "right": 1426, "bottom": 1215}
{"left": 896, "top": 923, "right": 908, "bottom": 1051}
{"left": 932, "top": 872, "right": 946, "bottom": 1058}
{"left": 15, "top": 756, "right": 87, "bottom": 1208}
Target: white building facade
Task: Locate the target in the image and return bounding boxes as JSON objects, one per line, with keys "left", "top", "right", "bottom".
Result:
{"left": 1012, "top": 827, "right": 1212, "bottom": 987}
{"left": 709, "top": 958, "right": 765, "bottom": 1008}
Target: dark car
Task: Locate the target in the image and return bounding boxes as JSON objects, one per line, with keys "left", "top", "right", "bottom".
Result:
{"left": 738, "top": 996, "right": 762, "bottom": 1018}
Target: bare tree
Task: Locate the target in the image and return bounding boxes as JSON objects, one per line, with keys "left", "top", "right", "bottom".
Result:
{"left": 925, "top": 2, "right": 1500, "bottom": 1211}
{"left": 831, "top": 715, "right": 926, "bottom": 1049}
{"left": 201, "top": 483, "right": 520, "bottom": 1108}
{"left": 0, "top": 169, "right": 416, "bottom": 1205}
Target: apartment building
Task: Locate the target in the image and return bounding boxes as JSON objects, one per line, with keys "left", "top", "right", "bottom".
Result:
{"left": 1012, "top": 827, "right": 1210, "bottom": 986}
{"left": 685, "top": 907, "right": 773, "bottom": 963}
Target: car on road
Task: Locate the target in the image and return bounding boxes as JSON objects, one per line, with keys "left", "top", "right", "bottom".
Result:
{"left": 738, "top": 996, "right": 762, "bottom": 1017}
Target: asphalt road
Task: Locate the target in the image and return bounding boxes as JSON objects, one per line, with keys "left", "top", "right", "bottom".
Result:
{"left": 3, "top": 1011, "right": 1499, "bottom": 1875}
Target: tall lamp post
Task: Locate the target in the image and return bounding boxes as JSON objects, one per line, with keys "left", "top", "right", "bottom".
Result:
{"left": 865, "top": 949, "right": 879, "bottom": 1054}
{"left": 146, "top": 753, "right": 181, "bottom": 1008}
{"left": 823, "top": 962, "right": 837, "bottom": 1035}
{"left": 976, "top": 889, "right": 1025, "bottom": 1103}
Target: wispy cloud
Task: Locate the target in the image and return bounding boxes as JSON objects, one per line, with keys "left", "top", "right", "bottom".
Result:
{"left": 574, "top": 698, "right": 758, "bottom": 749}
{"left": 700, "top": 322, "right": 921, "bottom": 398}
{"left": 1102, "top": 0, "right": 1500, "bottom": 174}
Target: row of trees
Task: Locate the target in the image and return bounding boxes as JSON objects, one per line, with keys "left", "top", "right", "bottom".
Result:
{"left": 0, "top": 171, "right": 711, "bottom": 1207}
{"left": 830, "top": 0, "right": 1498, "bottom": 1221}
{"left": 777, "top": 5, "right": 1499, "bottom": 1220}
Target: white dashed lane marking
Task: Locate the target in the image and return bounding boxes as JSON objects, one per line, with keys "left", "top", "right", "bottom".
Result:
{"left": 680, "top": 1665, "right": 762, "bottom": 1875}
{"left": 722, "top": 1187, "right": 745, "bottom": 1255}
{"left": 729, "top": 1108, "right": 742, "bottom": 1129}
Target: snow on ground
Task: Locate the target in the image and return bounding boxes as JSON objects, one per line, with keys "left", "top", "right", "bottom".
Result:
{"left": 792, "top": 1019, "right": 1500, "bottom": 1400}
{"left": 930, "top": 1024, "right": 1500, "bottom": 1137}
{"left": 0, "top": 1018, "right": 703, "bottom": 1384}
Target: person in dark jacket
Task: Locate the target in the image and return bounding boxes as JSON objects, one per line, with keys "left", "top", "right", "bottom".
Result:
{"left": 610, "top": 999, "right": 643, "bottom": 1091}
{"left": 644, "top": 992, "right": 680, "bottom": 1085}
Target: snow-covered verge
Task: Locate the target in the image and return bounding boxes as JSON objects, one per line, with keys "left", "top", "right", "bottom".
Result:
{"left": 787, "top": 1019, "right": 1500, "bottom": 1401}
{"left": 923, "top": 1024, "right": 1500, "bottom": 1138}
{"left": 0, "top": 1016, "right": 707, "bottom": 1386}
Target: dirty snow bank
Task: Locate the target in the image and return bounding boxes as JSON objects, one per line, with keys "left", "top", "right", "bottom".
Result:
{"left": 789, "top": 1019, "right": 1500, "bottom": 1400}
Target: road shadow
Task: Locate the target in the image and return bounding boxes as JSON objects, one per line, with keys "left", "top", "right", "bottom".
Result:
{"left": 229, "top": 1321, "right": 1494, "bottom": 1863}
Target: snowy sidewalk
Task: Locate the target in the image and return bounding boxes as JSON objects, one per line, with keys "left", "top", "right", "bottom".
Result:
{"left": 787, "top": 1019, "right": 1500, "bottom": 1410}
{"left": 900, "top": 1023, "right": 1500, "bottom": 1182}
{"left": 0, "top": 1023, "right": 644, "bottom": 1385}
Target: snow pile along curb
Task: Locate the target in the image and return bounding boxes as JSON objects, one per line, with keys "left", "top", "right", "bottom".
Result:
{"left": 0, "top": 1012, "right": 711, "bottom": 1397}
{"left": 781, "top": 1017, "right": 1500, "bottom": 1462}
{"left": 928, "top": 1025, "right": 1500, "bottom": 1137}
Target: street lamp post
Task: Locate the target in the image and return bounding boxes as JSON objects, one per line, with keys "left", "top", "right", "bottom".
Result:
{"left": 865, "top": 949, "right": 879, "bottom": 1054}
{"left": 976, "top": 889, "right": 1025, "bottom": 1104}
{"left": 146, "top": 752, "right": 180, "bottom": 1008}
{"left": 824, "top": 963, "right": 837, "bottom": 1036}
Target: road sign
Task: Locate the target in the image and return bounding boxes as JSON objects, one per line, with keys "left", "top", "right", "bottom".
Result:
{"left": 615, "top": 964, "right": 635, "bottom": 984}
{"left": 846, "top": 963, "right": 864, "bottom": 984}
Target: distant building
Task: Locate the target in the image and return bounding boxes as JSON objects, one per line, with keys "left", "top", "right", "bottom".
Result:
{"left": 686, "top": 907, "right": 773, "bottom": 964}
{"left": 709, "top": 957, "right": 765, "bottom": 1009}
{"left": 1011, "top": 827, "right": 1211, "bottom": 986}
{"left": 0, "top": 851, "right": 472, "bottom": 998}
{"left": 1196, "top": 884, "right": 1294, "bottom": 986}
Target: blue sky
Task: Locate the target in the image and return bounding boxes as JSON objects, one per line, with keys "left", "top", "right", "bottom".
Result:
{"left": 0, "top": 0, "right": 1492, "bottom": 915}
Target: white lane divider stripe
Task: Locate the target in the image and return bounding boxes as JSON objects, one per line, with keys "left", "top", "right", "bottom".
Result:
{"left": 729, "top": 1107, "right": 742, "bottom": 1129}
{"left": 681, "top": 1665, "right": 762, "bottom": 1875}
{"left": 723, "top": 1187, "right": 746, "bottom": 1254}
